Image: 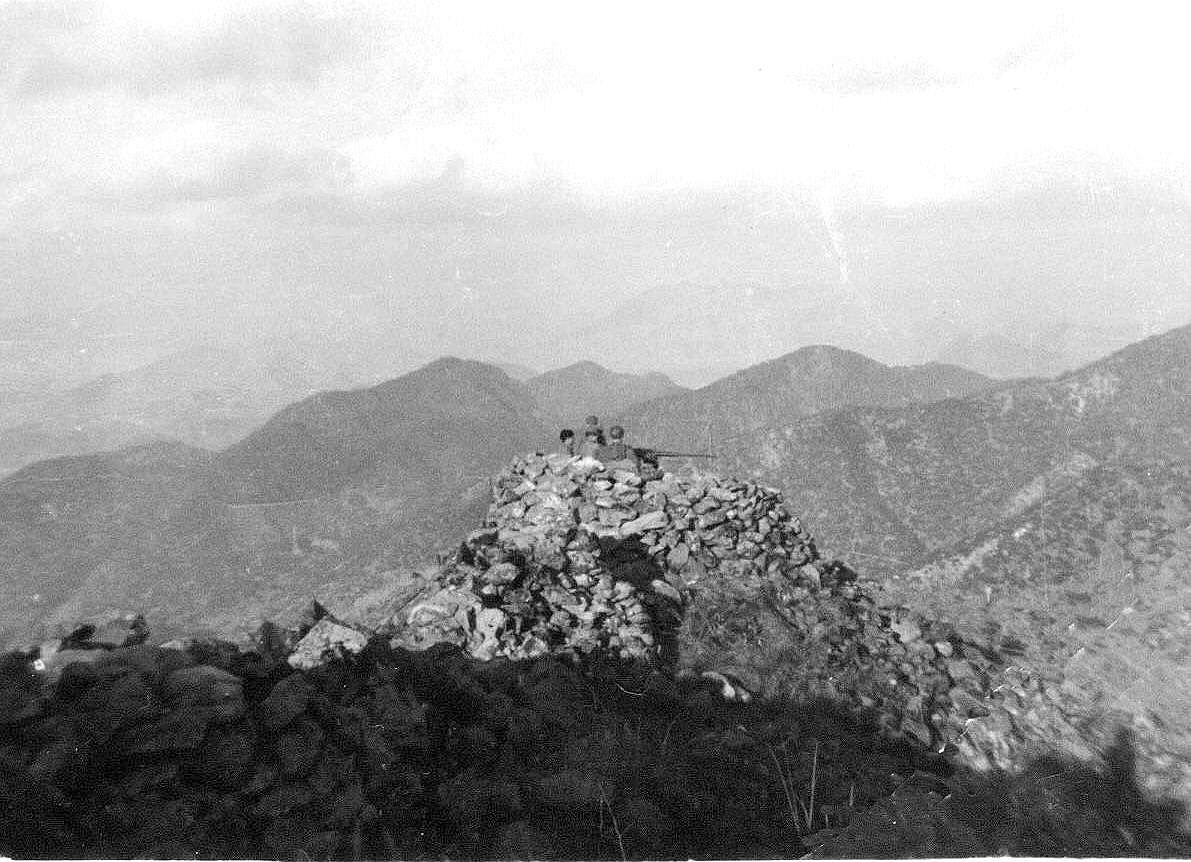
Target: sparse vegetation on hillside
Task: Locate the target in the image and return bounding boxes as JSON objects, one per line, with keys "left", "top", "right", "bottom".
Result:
{"left": 696, "top": 324, "right": 1191, "bottom": 575}
{"left": 0, "top": 359, "right": 551, "bottom": 649}
{"left": 885, "top": 457, "right": 1191, "bottom": 797}
{"left": 616, "top": 345, "right": 995, "bottom": 455}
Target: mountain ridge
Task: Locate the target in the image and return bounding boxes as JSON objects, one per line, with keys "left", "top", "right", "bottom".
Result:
{"left": 0, "top": 358, "right": 552, "bottom": 647}
{"left": 525, "top": 360, "right": 686, "bottom": 426}
{"left": 616, "top": 343, "right": 995, "bottom": 453}
{"left": 0, "top": 343, "right": 357, "bottom": 478}
{"left": 693, "top": 322, "right": 1191, "bottom": 574}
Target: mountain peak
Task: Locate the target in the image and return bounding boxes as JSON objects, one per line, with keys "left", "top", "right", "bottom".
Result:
{"left": 412, "top": 355, "right": 512, "bottom": 378}
{"left": 776, "top": 343, "right": 883, "bottom": 368}
{"left": 616, "top": 345, "right": 994, "bottom": 453}
{"left": 526, "top": 361, "right": 685, "bottom": 423}
{"left": 218, "top": 357, "right": 546, "bottom": 503}
{"left": 560, "top": 359, "right": 611, "bottom": 374}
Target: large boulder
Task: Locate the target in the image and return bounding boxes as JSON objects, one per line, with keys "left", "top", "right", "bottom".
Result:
{"left": 287, "top": 619, "right": 371, "bottom": 671}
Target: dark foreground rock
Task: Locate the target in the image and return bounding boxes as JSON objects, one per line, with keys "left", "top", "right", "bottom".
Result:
{"left": 5, "top": 638, "right": 1189, "bottom": 859}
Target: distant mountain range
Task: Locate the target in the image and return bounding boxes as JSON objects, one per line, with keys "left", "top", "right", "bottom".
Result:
{"left": 549, "top": 281, "right": 846, "bottom": 387}
{"left": 616, "top": 345, "right": 994, "bottom": 452}
{"left": 695, "top": 324, "right": 1191, "bottom": 574}
{"left": 0, "top": 350, "right": 681, "bottom": 479}
{"left": 0, "top": 358, "right": 552, "bottom": 647}
{"left": 216, "top": 357, "right": 550, "bottom": 503}
{"left": 525, "top": 361, "right": 686, "bottom": 427}
{"left": 0, "top": 346, "right": 989, "bottom": 647}
{"left": 0, "top": 345, "right": 357, "bottom": 477}
{"left": 936, "top": 321, "right": 1146, "bottom": 380}
{"left": 937, "top": 331, "right": 1064, "bottom": 380}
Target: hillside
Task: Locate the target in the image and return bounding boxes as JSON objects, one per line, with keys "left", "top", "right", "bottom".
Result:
{"left": 0, "top": 359, "right": 551, "bottom": 648}
{"left": 0, "top": 340, "right": 995, "bottom": 649}
{"left": 885, "top": 456, "right": 1191, "bottom": 731}
{"left": 6, "top": 324, "right": 1186, "bottom": 654}
{"left": 697, "top": 323, "right": 1191, "bottom": 576}
{"left": 525, "top": 361, "right": 686, "bottom": 426}
{"left": 617, "top": 344, "right": 993, "bottom": 454}
{"left": 217, "top": 356, "right": 549, "bottom": 502}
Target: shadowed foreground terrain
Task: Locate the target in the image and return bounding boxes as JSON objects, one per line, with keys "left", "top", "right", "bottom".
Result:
{"left": 1, "top": 637, "right": 1188, "bottom": 859}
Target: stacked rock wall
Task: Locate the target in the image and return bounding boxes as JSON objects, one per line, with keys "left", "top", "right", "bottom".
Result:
{"left": 375, "top": 452, "right": 1091, "bottom": 772}
{"left": 383, "top": 453, "right": 819, "bottom": 665}
{"left": 486, "top": 453, "right": 818, "bottom": 576}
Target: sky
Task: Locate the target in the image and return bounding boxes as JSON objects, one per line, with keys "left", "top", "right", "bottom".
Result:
{"left": 3, "top": 0, "right": 1191, "bottom": 384}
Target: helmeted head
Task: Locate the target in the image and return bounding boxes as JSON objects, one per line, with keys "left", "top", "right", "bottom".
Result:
{"left": 609, "top": 425, "right": 625, "bottom": 441}
{"left": 584, "top": 415, "right": 599, "bottom": 427}
{"left": 560, "top": 428, "right": 575, "bottom": 442}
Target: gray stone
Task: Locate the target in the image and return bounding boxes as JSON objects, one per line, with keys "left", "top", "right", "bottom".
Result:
{"left": 287, "top": 618, "right": 370, "bottom": 670}
{"left": 651, "top": 579, "right": 682, "bottom": 604}
{"left": 890, "top": 617, "right": 922, "bottom": 645}
{"left": 667, "top": 542, "right": 690, "bottom": 570}
{"left": 621, "top": 509, "right": 668, "bottom": 536}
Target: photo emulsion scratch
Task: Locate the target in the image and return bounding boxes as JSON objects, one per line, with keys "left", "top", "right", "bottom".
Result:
{"left": 2, "top": 1, "right": 1191, "bottom": 857}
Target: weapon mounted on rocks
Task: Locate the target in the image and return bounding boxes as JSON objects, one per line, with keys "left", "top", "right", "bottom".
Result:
{"left": 632, "top": 447, "right": 715, "bottom": 461}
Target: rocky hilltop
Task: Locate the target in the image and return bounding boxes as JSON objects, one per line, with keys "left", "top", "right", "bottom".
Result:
{"left": 2, "top": 454, "right": 1188, "bottom": 858}
{"left": 377, "top": 453, "right": 1123, "bottom": 769}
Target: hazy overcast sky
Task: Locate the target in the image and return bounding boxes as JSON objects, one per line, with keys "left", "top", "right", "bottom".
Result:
{"left": 3, "top": 1, "right": 1191, "bottom": 379}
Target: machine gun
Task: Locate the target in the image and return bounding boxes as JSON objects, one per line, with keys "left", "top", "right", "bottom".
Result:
{"left": 631, "top": 447, "right": 716, "bottom": 462}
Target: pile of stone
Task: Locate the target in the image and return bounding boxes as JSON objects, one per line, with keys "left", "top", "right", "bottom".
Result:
{"left": 252, "top": 452, "right": 1108, "bottom": 786}
{"left": 386, "top": 527, "right": 657, "bottom": 662}
{"left": 377, "top": 453, "right": 822, "bottom": 666}
{"left": 487, "top": 452, "right": 818, "bottom": 578}
{"left": 374, "top": 452, "right": 1094, "bottom": 776}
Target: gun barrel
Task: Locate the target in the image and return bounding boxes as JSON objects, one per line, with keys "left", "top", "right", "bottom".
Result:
{"left": 647, "top": 450, "right": 716, "bottom": 459}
